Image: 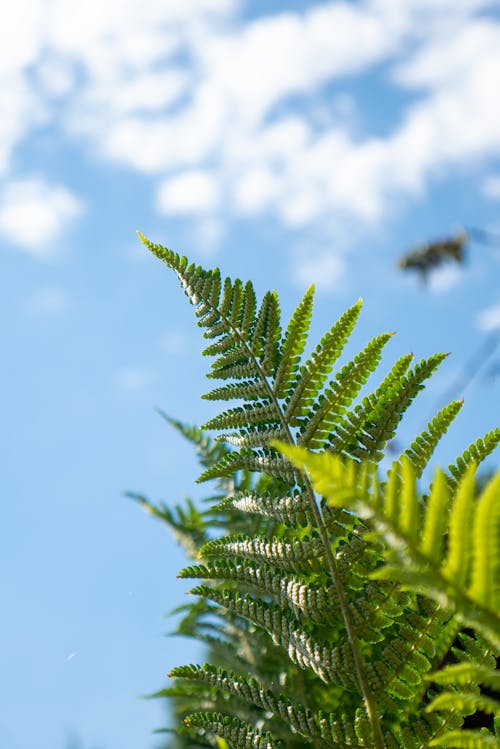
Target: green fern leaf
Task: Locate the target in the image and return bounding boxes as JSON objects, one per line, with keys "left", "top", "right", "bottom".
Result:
{"left": 420, "top": 469, "right": 450, "bottom": 563}
{"left": 427, "top": 663, "right": 500, "bottom": 692}
{"left": 429, "top": 730, "right": 500, "bottom": 748}
{"left": 202, "top": 381, "right": 269, "bottom": 402}
{"left": 273, "top": 285, "right": 315, "bottom": 398}
{"left": 279, "top": 446, "right": 500, "bottom": 648}
{"left": 469, "top": 467, "right": 500, "bottom": 612}
{"left": 442, "top": 466, "right": 476, "bottom": 588}
{"left": 189, "top": 586, "right": 357, "bottom": 687}
{"left": 403, "top": 399, "right": 464, "bottom": 477}
{"left": 169, "top": 663, "right": 347, "bottom": 746}
{"left": 216, "top": 491, "right": 311, "bottom": 527}
{"left": 326, "top": 352, "right": 414, "bottom": 459}
{"left": 197, "top": 449, "right": 296, "bottom": 484}
{"left": 199, "top": 535, "right": 325, "bottom": 570}
{"left": 448, "top": 429, "right": 500, "bottom": 486}
{"left": 427, "top": 691, "right": 499, "bottom": 716}
{"left": 299, "top": 333, "right": 394, "bottom": 449}
{"left": 284, "top": 299, "right": 362, "bottom": 426}
{"left": 183, "top": 711, "right": 283, "bottom": 749}
{"left": 179, "top": 559, "right": 342, "bottom": 624}
{"left": 202, "top": 402, "right": 281, "bottom": 431}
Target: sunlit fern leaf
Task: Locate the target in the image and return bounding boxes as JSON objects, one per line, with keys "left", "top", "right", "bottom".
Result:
{"left": 215, "top": 428, "right": 288, "bottom": 449}
{"left": 284, "top": 299, "right": 363, "bottom": 426}
{"left": 248, "top": 291, "right": 281, "bottom": 377}
{"left": 354, "top": 352, "right": 450, "bottom": 463}
{"left": 427, "top": 663, "right": 500, "bottom": 692}
{"left": 298, "top": 333, "right": 394, "bottom": 449}
{"left": 367, "top": 612, "right": 458, "bottom": 710}
{"left": 188, "top": 585, "right": 358, "bottom": 687}
{"left": 428, "top": 730, "right": 500, "bottom": 748}
{"left": 428, "top": 691, "right": 499, "bottom": 716}
{"left": 425, "top": 661, "right": 500, "bottom": 749}
{"left": 402, "top": 400, "right": 464, "bottom": 477}
{"left": 273, "top": 285, "right": 315, "bottom": 399}
{"left": 197, "top": 450, "right": 297, "bottom": 484}
{"left": 326, "top": 352, "right": 414, "bottom": 459}
{"left": 183, "top": 712, "right": 283, "bottom": 749}
{"left": 469, "top": 467, "right": 500, "bottom": 612}
{"left": 447, "top": 429, "right": 500, "bottom": 487}
{"left": 392, "top": 710, "right": 464, "bottom": 749}
{"left": 178, "top": 560, "right": 344, "bottom": 625}
{"left": 139, "top": 236, "right": 499, "bottom": 749}
{"left": 202, "top": 381, "right": 270, "bottom": 402}
{"left": 199, "top": 534, "right": 326, "bottom": 571}
{"left": 442, "top": 467, "right": 476, "bottom": 588}
{"left": 169, "top": 664, "right": 350, "bottom": 748}
{"left": 215, "top": 491, "right": 312, "bottom": 527}
{"left": 202, "top": 402, "right": 281, "bottom": 431}
{"left": 280, "top": 446, "right": 500, "bottom": 649}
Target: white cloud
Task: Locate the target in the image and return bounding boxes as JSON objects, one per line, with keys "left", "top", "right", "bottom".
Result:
{"left": 0, "top": 75, "right": 47, "bottom": 176}
{"left": 234, "top": 166, "right": 282, "bottom": 215}
{"left": 0, "top": 177, "right": 84, "bottom": 255}
{"left": 156, "top": 170, "right": 220, "bottom": 215}
{"left": 482, "top": 175, "right": 500, "bottom": 200}
{"left": 428, "top": 265, "right": 464, "bottom": 292}
{"left": 1, "top": 0, "right": 500, "bottom": 245}
{"left": 477, "top": 302, "right": 500, "bottom": 331}
{"left": 291, "top": 249, "right": 345, "bottom": 291}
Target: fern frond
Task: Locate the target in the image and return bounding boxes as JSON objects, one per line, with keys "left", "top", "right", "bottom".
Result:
{"left": 427, "top": 663, "right": 500, "bottom": 692}
{"left": 428, "top": 691, "right": 499, "bottom": 716}
{"left": 327, "top": 353, "right": 449, "bottom": 462}
{"left": 216, "top": 491, "right": 311, "bottom": 527}
{"left": 202, "top": 402, "right": 281, "bottom": 431}
{"left": 448, "top": 428, "right": 500, "bottom": 487}
{"left": 189, "top": 586, "right": 357, "bottom": 687}
{"left": 403, "top": 399, "right": 464, "bottom": 477}
{"left": 197, "top": 450, "right": 296, "bottom": 484}
{"left": 216, "top": 429, "right": 288, "bottom": 449}
{"left": 199, "top": 535, "right": 325, "bottom": 571}
{"left": 202, "top": 381, "right": 269, "bottom": 402}
{"left": 170, "top": 664, "right": 349, "bottom": 747}
{"left": 274, "top": 286, "right": 315, "bottom": 399}
{"left": 183, "top": 711, "right": 283, "bottom": 749}
{"left": 179, "top": 560, "right": 343, "bottom": 625}
{"left": 298, "top": 333, "right": 393, "bottom": 449}
{"left": 285, "top": 299, "right": 362, "bottom": 426}
{"left": 280, "top": 446, "right": 500, "bottom": 649}
{"left": 326, "top": 353, "right": 414, "bottom": 459}
{"left": 469, "top": 467, "right": 500, "bottom": 612}
{"left": 141, "top": 236, "right": 499, "bottom": 749}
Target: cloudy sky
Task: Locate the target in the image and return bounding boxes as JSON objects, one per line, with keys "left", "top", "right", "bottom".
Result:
{"left": 2, "top": 1, "right": 500, "bottom": 748}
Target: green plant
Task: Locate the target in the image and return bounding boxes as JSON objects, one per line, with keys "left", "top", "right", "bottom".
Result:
{"left": 135, "top": 234, "right": 499, "bottom": 749}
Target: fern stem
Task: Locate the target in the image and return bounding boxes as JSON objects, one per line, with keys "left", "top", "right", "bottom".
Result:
{"left": 300, "top": 473, "right": 387, "bottom": 749}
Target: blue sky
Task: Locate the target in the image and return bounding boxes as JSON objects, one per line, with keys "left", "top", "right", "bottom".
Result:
{"left": 1, "top": 1, "right": 500, "bottom": 748}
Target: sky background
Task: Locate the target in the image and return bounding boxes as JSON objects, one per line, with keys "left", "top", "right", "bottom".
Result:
{"left": 2, "top": 1, "right": 500, "bottom": 748}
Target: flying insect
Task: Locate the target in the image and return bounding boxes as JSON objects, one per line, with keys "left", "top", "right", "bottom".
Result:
{"left": 398, "top": 226, "right": 500, "bottom": 283}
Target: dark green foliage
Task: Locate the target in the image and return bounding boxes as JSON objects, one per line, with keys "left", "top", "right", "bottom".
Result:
{"left": 136, "top": 234, "right": 499, "bottom": 749}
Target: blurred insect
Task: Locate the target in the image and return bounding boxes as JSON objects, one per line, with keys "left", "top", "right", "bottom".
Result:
{"left": 398, "top": 226, "right": 500, "bottom": 283}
